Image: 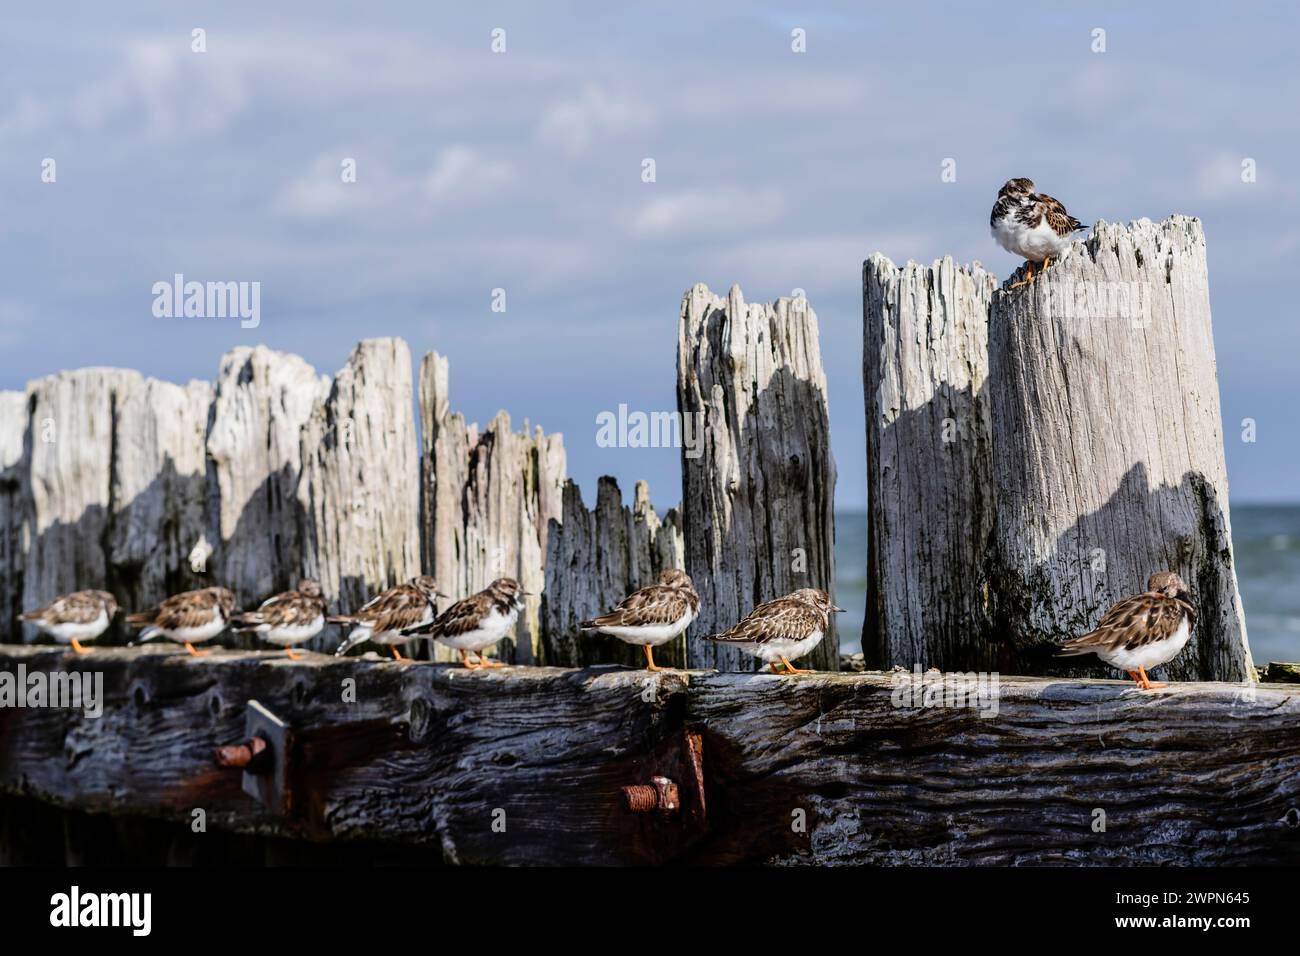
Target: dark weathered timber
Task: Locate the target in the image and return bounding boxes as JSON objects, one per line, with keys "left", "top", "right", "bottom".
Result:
{"left": 2, "top": 646, "right": 1296, "bottom": 865}
{"left": 0, "top": 645, "right": 692, "bottom": 865}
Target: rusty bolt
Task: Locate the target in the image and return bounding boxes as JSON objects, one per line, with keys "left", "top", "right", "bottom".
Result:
{"left": 215, "top": 735, "right": 270, "bottom": 773}
{"left": 622, "top": 775, "right": 679, "bottom": 813}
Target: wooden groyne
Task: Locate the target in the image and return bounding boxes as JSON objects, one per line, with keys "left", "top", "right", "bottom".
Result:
{"left": 1, "top": 645, "right": 1295, "bottom": 865}
{"left": 863, "top": 216, "right": 1252, "bottom": 680}
{"left": 0, "top": 283, "right": 839, "bottom": 671}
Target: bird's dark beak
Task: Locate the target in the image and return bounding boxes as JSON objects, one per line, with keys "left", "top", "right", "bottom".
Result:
{"left": 832, "top": 605, "right": 846, "bottom": 613}
{"left": 435, "top": 591, "right": 449, "bottom": 599}
{"left": 521, "top": 590, "right": 534, "bottom": 597}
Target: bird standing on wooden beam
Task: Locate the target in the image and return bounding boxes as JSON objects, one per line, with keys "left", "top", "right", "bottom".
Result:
{"left": 1054, "top": 571, "right": 1198, "bottom": 690}
{"left": 19, "top": 589, "right": 119, "bottom": 654}
{"left": 578, "top": 569, "right": 700, "bottom": 671}
{"left": 401, "top": 577, "right": 527, "bottom": 669}
{"left": 330, "top": 575, "right": 444, "bottom": 661}
{"left": 990, "top": 177, "right": 1088, "bottom": 288}
{"left": 230, "top": 578, "right": 327, "bottom": 660}
{"left": 706, "top": 588, "right": 844, "bottom": 675}
{"left": 126, "top": 586, "right": 237, "bottom": 656}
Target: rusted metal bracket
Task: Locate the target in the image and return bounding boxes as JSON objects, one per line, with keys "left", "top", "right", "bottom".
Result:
{"left": 214, "top": 700, "right": 294, "bottom": 815}
{"left": 619, "top": 723, "right": 708, "bottom": 862}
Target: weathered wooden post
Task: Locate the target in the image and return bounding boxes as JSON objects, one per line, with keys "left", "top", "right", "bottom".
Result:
{"left": 0, "top": 391, "right": 26, "bottom": 641}
{"left": 206, "top": 347, "right": 328, "bottom": 605}
{"left": 988, "top": 216, "right": 1252, "bottom": 681}
{"left": 862, "top": 255, "right": 997, "bottom": 670}
{"left": 541, "top": 477, "right": 684, "bottom": 667}
{"left": 16, "top": 370, "right": 213, "bottom": 638}
{"left": 418, "top": 352, "right": 565, "bottom": 664}
{"left": 677, "top": 283, "right": 838, "bottom": 671}
{"left": 297, "top": 338, "right": 421, "bottom": 622}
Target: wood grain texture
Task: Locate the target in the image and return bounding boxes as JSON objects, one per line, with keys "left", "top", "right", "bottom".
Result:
{"left": 541, "top": 476, "right": 684, "bottom": 667}
{"left": 0, "top": 646, "right": 1294, "bottom": 864}
{"left": 863, "top": 255, "right": 996, "bottom": 671}
{"left": 677, "top": 284, "right": 838, "bottom": 671}
{"left": 205, "top": 347, "right": 329, "bottom": 607}
{"left": 418, "top": 352, "right": 565, "bottom": 664}
{"left": 0, "top": 646, "right": 692, "bottom": 865}
{"left": 989, "top": 216, "right": 1252, "bottom": 681}
{"left": 686, "top": 670, "right": 1300, "bottom": 865}
{"left": 0, "top": 392, "right": 26, "bottom": 643}
{"left": 297, "top": 338, "right": 421, "bottom": 636}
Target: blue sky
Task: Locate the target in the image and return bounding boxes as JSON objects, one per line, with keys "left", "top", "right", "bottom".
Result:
{"left": 2, "top": 1, "right": 1297, "bottom": 508}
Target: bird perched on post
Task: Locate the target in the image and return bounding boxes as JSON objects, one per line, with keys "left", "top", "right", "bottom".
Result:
{"left": 331, "top": 575, "right": 444, "bottom": 661}
{"left": 989, "top": 177, "right": 1087, "bottom": 288}
{"left": 20, "top": 590, "right": 119, "bottom": 654}
{"left": 705, "top": 588, "right": 843, "bottom": 675}
{"left": 230, "top": 579, "right": 328, "bottom": 660}
{"left": 1054, "top": 571, "right": 1197, "bottom": 690}
{"left": 579, "top": 569, "right": 699, "bottom": 671}
{"left": 126, "top": 586, "right": 237, "bottom": 656}
{"left": 401, "top": 577, "right": 526, "bottom": 669}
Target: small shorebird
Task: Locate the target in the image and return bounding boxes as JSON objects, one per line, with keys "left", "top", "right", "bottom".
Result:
{"left": 231, "top": 579, "right": 327, "bottom": 660}
{"left": 127, "top": 586, "right": 237, "bottom": 656}
{"left": 20, "top": 590, "right": 119, "bottom": 654}
{"left": 579, "top": 569, "right": 699, "bottom": 671}
{"left": 1055, "top": 571, "right": 1197, "bottom": 690}
{"left": 331, "top": 575, "right": 444, "bottom": 661}
{"left": 402, "top": 577, "right": 526, "bottom": 669}
{"left": 706, "top": 588, "right": 844, "bottom": 675}
{"left": 989, "top": 177, "right": 1087, "bottom": 287}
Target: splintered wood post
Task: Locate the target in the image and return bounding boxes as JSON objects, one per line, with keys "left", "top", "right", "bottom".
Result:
{"left": 541, "top": 477, "right": 685, "bottom": 667}
{"left": 17, "top": 370, "right": 215, "bottom": 642}
{"left": 0, "top": 391, "right": 26, "bottom": 641}
{"left": 862, "top": 255, "right": 997, "bottom": 670}
{"left": 418, "top": 352, "right": 565, "bottom": 664}
{"left": 989, "top": 216, "right": 1252, "bottom": 681}
{"left": 677, "top": 284, "right": 838, "bottom": 671}
{"left": 205, "top": 347, "right": 329, "bottom": 607}
{"left": 297, "top": 338, "right": 421, "bottom": 629}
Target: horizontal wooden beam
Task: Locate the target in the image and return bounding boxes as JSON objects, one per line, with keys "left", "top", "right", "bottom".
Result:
{"left": 1, "top": 646, "right": 1297, "bottom": 864}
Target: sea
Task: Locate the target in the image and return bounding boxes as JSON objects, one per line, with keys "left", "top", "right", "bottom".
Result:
{"left": 833, "top": 505, "right": 1300, "bottom": 666}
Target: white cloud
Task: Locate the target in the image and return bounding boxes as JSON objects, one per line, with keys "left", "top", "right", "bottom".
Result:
{"left": 537, "top": 85, "right": 653, "bottom": 154}
{"left": 423, "top": 146, "right": 514, "bottom": 202}
{"left": 629, "top": 187, "right": 785, "bottom": 238}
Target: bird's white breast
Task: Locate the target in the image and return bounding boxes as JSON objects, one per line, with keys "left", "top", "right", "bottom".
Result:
{"left": 435, "top": 606, "right": 520, "bottom": 651}
{"left": 1100, "top": 619, "right": 1193, "bottom": 672}
{"left": 598, "top": 608, "right": 696, "bottom": 647}
{"left": 262, "top": 615, "right": 325, "bottom": 645}
{"left": 45, "top": 609, "right": 110, "bottom": 643}
{"left": 992, "top": 210, "right": 1072, "bottom": 262}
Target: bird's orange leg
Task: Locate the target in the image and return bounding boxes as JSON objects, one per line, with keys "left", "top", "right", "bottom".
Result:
{"left": 1138, "top": 667, "right": 1166, "bottom": 689}
{"left": 1009, "top": 261, "right": 1036, "bottom": 289}
{"left": 769, "top": 661, "right": 786, "bottom": 674}
{"left": 70, "top": 639, "right": 93, "bottom": 655}
{"left": 390, "top": 645, "right": 408, "bottom": 662}
{"left": 779, "top": 655, "right": 815, "bottom": 675}
{"left": 284, "top": 647, "right": 302, "bottom": 661}
{"left": 477, "top": 651, "right": 505, "bottom": 668}
{"left": 643, "top": 645, "right": 666, "bottom": 672}
{"left": 1126, "top": 670, "right": 1144, "bottom": 688}
{"left": 460, "top": 649, "right": 481, "bottom": 670}
{"left": 184, "top": 642, "right": 210, "bottom": 657}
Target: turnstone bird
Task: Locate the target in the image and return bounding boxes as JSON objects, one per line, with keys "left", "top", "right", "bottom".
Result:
{"left": 230, "top": 579, "right": 327, "bottom": 660}
{"left": 706, "top": 588, "right": 844, "bottom": 675}
{"left": 401, "top": 577, "right": 526, "bottom": 669}
{"left": 330, "top": 575, "right": 444, "bottom": 661}
{"left": 126, "top": 586, "right": 238, "bottom": 656}
{"left": 989, "top": 177, "right": 1087, "bottom": 287}
{"left": 19, "top": 590, "right": 119, "bottom": 654}
{"left": 1055, "top": 571, "right": 1197, "bottom": 690}
{"left": 579, "top": 569, "right": 699, "bottom": 671}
